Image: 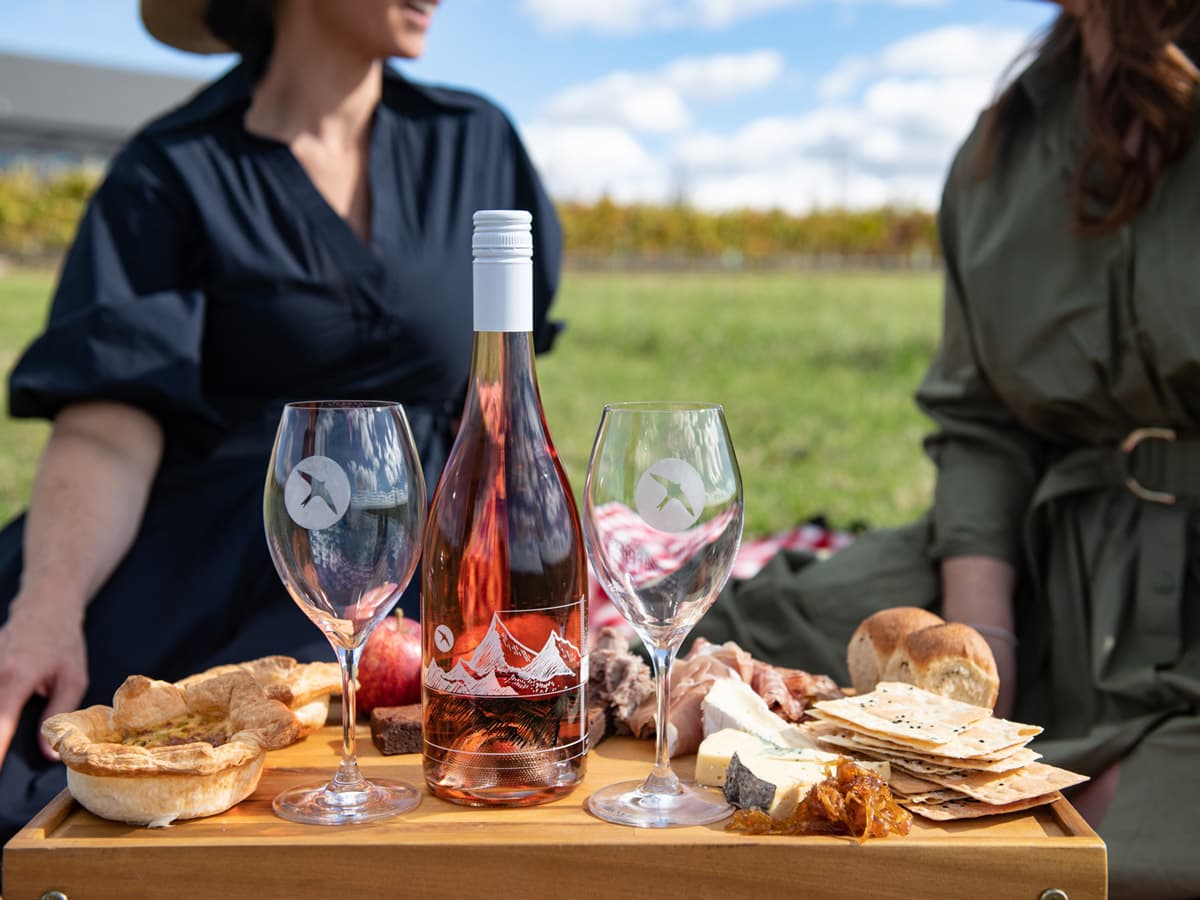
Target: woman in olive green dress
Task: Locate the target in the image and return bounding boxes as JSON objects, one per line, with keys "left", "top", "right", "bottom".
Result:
{"left": 694, "top": 2, "right": 1200, "bottom": 896}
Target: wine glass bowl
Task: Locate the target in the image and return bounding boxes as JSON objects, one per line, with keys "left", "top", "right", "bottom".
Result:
{"left": 264, "top": 399, "right": 426, "bottom": 824}
{"left": 583, "top": 401, "right": 743, "bottom": 827}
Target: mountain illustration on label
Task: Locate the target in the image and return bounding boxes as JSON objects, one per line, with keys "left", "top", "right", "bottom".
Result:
{"left": 425, "top": 612, "right": 581, "bottom": 697}
{"left": 284, "top": 455, "right": 352, "bottom": 530}
{"left": 635, "top": 457, "right": 705, "bottom": 532}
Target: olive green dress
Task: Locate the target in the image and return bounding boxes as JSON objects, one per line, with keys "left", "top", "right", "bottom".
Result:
{"left": 693, "top": 56, "right": 1200, "bottom": 899}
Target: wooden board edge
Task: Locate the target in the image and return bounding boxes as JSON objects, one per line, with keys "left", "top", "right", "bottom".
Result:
{"left": 1047, "top": 796, "right": 1105, "bottom": 842}
{"left": 2, "top": 839, "right": 1111, "bottom": 900}
{"left": 3, "top": 789, "right": 76, "bottom": 849}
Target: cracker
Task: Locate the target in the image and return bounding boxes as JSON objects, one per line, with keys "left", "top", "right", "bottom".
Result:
{"left": 902, "top": 788, "right": 965, "bottom": 804}
{"left": 920, "top": 761, "right": 1089, "bottom": 805}
{"left": 905, "top": 793, "right": 1059, "bottom": 821}
{"left": 885, "top": 769, "right": 943, "bottom": 796}
{"left": 812, "top": 727, "right": 1040, "bottom": 774}
{"left": 811, "top": 682, "right": 992, "bottom": 747}
{"left": 808, "top": 709, "right": 1039, "bottom": 759}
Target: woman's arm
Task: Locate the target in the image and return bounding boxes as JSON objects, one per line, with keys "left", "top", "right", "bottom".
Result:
{"left": 917, "top": 134, "right": 1042, "bottom": 721}
{"left": 0, "top": 402, "right": 163, "bottom": 762}
{"left": 940, "top": 555, "right": 1017, "bottom": 718}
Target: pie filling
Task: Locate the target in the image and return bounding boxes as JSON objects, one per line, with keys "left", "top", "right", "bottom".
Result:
{"left": 121, "top": 713, "right": 232, "bottom": 749}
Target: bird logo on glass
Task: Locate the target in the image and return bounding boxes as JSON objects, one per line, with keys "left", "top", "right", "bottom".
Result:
{"left": 635, "top": 458, "right": 705, "bottom": 532}
{"left": 284, "top": 455, "right": 352, "bottom": 530}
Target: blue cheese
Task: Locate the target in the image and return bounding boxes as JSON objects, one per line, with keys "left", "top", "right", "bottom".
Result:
{"left": 722, "top": 751, "right": 836, "bottom": 819}
{"left": 696, "top": 728, "right": 840, "bottom": 787}
{"left": 700, "top": 727, "right": 893, "bottom": 819}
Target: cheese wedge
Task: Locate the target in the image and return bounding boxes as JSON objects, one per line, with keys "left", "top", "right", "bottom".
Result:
{"left": 701, "top": 678, "right": 817, "bottom": 748}
{"left": 723, "top": 752, "right": 837, "bottom": 819}
{"left": 696, "top": 728, "right": 839, "bottom": 787}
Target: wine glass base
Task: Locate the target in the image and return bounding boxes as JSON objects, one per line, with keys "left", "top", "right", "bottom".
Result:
{"left": 585, "top": 778, "right": 732, "bottom": 828}
{"left": 273, "top": 777, "right": 422, "bottom": 825}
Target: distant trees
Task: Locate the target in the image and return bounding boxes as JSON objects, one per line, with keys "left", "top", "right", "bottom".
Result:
{"left": 0, "top": 167, "right": 99, "bottom": 261}
{"left": 0, "top": 169, "right": 939, "bottom": 266}
{"left": 557, "top": 198, "right": 939, "bottom": 268}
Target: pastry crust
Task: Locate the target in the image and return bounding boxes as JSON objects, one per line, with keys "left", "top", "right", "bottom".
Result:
{"left": 176, "top": 655, "right": 341, "bottom": 734}
{"left": 64, "top": 756, "right": 267, "bottom": 829}
{"left": 42, "top": 671, "right": 300, "bottom": 826}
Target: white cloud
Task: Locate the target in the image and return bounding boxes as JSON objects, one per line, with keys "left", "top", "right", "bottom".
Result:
{"left": 663, "top": 51, "right": 785, "bottom": 102}
{"left": 521, "top": 0, "right": 948, "bottom": 35}
{"left": 521, "top": 23, "right": 1031, "bottom": 211}
{"left": 522, "top": 124, "right": 672, "bottom": 205}
{"left": 540, "top": 50, "right": 784, "bottom": 135}
{"left": 546, "top": 74, "right": 693, "bottom": 134}
{"left": 819, "top": 24, "right": 1030, "bottom": 99}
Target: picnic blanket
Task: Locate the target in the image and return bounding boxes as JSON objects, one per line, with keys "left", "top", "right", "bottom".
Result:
{"left": 587, "top": 510, "right": 856, "bottom": 635}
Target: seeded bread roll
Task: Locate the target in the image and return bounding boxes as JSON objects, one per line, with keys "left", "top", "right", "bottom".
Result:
{"left": 847, "top": 606, "right": 945, "bottom": 696}
{"left": 883, "top": 622, "right": 1000, "bottom": 709}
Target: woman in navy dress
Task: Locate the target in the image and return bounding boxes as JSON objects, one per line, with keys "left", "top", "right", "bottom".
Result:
{"left": 0, "top": 0, "right": 562, "bottom": 848}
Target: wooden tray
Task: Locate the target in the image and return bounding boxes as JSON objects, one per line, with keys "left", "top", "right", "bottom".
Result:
{"left": 4, "top": 729, "right": 1107, "bottom": 900}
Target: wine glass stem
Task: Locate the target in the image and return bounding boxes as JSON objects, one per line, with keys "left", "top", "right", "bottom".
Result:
{"left": 331, "top": 644, "right": 368, "bottom": 792}
{"left": 644, "top": 644, "right": 682, "bottom": 796}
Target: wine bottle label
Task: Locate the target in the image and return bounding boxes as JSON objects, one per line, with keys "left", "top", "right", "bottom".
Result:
{"left": 634, "top": 457, "right": 706, "bottom": 532}
{"left": 424, "top": 601, "right": 585, "bottom": 698}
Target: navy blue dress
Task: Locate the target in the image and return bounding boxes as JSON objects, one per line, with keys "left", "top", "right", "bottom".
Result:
{"left": 0, "top": 63, "right": 562, "bottom": 842}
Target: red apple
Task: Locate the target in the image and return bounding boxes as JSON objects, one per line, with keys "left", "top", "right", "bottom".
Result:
{"left": 357, "top": 610, "right": 422, "bottom": 714}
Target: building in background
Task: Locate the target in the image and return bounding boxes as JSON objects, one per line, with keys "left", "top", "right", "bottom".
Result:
{"left": 0, "top": 51, "right": 203, "bottom": 171}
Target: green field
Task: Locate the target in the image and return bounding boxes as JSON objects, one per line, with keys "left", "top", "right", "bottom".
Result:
{"left": 0, "top": 268, "right": 941, "bottom": 536}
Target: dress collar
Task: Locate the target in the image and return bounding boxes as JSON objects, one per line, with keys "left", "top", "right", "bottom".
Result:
{"left": 1013, "top": 49, "right": 1077, "bottom": 114}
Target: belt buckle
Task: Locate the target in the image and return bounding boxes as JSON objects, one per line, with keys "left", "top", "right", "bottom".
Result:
{"left": 1121, "top": 427, "right": 1177, "bottom": 504}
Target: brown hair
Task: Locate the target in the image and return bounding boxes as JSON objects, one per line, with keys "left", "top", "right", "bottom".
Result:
{"left": 982, "top": 2, "right": 1200, "bottom": 237}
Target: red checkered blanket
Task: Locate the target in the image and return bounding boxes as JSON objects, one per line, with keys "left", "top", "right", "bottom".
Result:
{"left": 587, "top": 507, "right": 855, "bottom": 635}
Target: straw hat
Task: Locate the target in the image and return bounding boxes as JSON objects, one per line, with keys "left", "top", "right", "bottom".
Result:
{"left": 140, "top": 0, "right": 231, "bottom": 55}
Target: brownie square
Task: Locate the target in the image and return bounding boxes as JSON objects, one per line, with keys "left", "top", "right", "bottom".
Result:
{"left": 370, "top": 704, "right": 422, "bottom": 755}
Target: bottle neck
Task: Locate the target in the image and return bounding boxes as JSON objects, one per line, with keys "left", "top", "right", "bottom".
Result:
{"left": 463, "top": 330, "right": 543, "bottom": 448}
{"left": 467, "top": 330, "right": 537, "bottom": 390}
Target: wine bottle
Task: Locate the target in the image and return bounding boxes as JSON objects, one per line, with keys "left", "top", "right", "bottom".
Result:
{"left": 421, "top": 210, "right": 587, "bottom": 806}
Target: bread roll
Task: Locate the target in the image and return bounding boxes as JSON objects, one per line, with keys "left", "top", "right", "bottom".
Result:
{"left": 847, "top": 606, "right": 944, "bottom": 696}
{"left": 884, "top": 623, "right": 1000, "bottom": 709}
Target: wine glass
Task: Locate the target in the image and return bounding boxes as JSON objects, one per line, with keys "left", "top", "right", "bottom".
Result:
{"left": 264, "top": 400, "right": 427, "bottom": 825}
{"left": 583, "top": 401, "right": 744, "bottom": 827}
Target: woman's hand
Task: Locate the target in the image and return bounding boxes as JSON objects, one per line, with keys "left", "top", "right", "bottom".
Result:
{"left": 940, "top": 554, "right": 1018, "bottom": 718}
{"left": 0, "top": 597, "right": 89, "bottom": 762}
{"left": 986, "top": 635, "right": 1017, "bottom": 720}
{"left": 0, "top": 401, "right": 163, "bottom": 768}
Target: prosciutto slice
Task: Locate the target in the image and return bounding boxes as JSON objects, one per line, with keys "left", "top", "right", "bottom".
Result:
{"left": 590, "top": 628, "right": 844, "bottom": 757}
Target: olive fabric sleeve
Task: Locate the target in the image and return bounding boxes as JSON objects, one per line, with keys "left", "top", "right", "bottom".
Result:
{"left": 915, "top": 150, "right": 1046, "bottom": 568}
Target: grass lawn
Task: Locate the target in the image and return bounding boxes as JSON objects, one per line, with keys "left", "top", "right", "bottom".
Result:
{"left": 0, "top": 268, "right": 941, "bottom": 536}
{"left": 0, "top": 270, "right": 52, "bottom": 522}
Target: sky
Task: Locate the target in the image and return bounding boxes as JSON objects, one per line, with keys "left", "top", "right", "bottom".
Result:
{"left": 0, "top": 0, "right": 1060, "bottom": 211}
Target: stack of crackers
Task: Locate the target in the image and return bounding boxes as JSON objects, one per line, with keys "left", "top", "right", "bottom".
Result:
{"left": 804, "top": 682, "right": 1088, "bottom": 821}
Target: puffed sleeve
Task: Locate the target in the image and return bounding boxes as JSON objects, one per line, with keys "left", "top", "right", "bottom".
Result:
{"left": 7, "top": 137, "right": 218, "bottom": 431}
{"left": 915, "top": 147, "right": 1045, "bottom": 567}
{"left": 504, "top": 121, "right": 563, "bottom": 355}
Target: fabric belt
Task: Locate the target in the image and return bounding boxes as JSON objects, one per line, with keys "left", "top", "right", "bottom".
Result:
{"left": 1024, "top": 429, "right": 1199, "bottom": 703}
{"left": 1034, "top": 428, "right": 1200, "bottom": 507}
